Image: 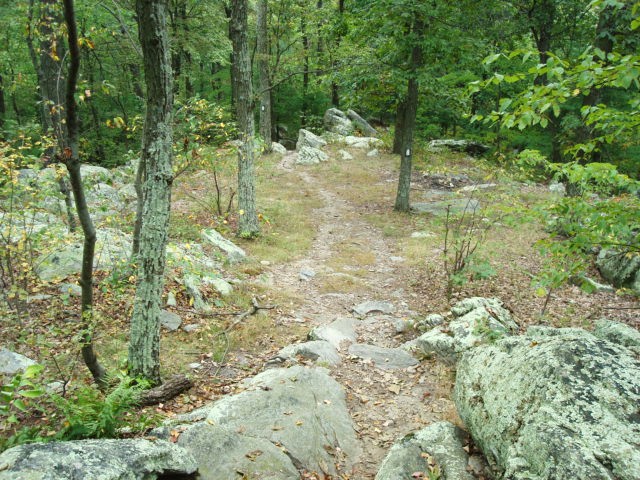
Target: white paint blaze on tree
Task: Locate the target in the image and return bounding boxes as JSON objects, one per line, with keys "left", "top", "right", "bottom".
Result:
{"left": 231, "top": 0, "right": 260, "bottom": 237}
{"left": 129, "top": 0, "right": 174, "bottom": 384}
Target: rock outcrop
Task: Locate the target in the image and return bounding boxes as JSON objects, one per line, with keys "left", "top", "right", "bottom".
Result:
{"left": 155, "top": 366, "right": 361, "bottom": 478}
{"left": 0, "top": 439, "right": 198, "bottom": 480}
{"left": 454, "top": 325, "right": 640, "bottom": 480}
{"left": 596, "top": 249, "right": 640, "bottom": 294}
{"left": 427, "top": 139, "right": 490, "bottom": 156}
{"left": 324, "top": 108, "right": 354, "bottom": 136}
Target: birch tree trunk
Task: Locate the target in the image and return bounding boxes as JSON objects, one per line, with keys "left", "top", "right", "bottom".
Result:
{"left": 129, "top": 0, "right": 174, "bottom": 385}
{"left": 231, "top": 0, "right": 260, "bottom": 237}
{"left": 256, "top": 0, "right": 272, "bottom": 152}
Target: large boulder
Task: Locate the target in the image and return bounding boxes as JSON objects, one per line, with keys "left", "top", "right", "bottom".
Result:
{"left": 596, "top": 249, "right": 640, "bottom": 293}
{"left": 343, "top": 136, "right": 382, "bottom": 149}
{"left": 323, "top": 108, "right": 354, "bottom": 136}
{"left": 296, "top": 129, "right": 327, "bottom": 150}
{"left": 0, "top": 348, "right": 37, "bottom": 377}
{"left": 0, "top": 439, "right": 198, "bottom": 480}
{"left": 412, "top": 198, "right": 480, "bottom": 216}
{"left": 155, "top": 366, "right": 360, "bottom": 478}
{"left": 296, "top": 146, "right": 329, "bottom": 165}
{"left": 454, "top": 325, "right": 640, "bottom": 480}
{"left": 376, "top": 422, "right": 475, "bottom": 480}
{"left": 346, "top": 109, "right": 378, "bottom": 137}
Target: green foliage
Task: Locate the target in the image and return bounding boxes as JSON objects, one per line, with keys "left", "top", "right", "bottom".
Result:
{"left": 473, "top": 316, "right": 505, "bottom": 344}
{"left": 0, "top": 365, "right": 46, "bottom": 421}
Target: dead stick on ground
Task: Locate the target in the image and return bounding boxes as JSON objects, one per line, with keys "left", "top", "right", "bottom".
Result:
{"left": 222, "top": 297, "right": 276, "bottom": 334}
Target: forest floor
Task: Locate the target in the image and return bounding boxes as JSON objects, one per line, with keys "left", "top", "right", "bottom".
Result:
{"left": 6, "top": 142, "right": 639, "bottom": 477}
{"left": 168, "top": 144, "right": 638, "bottom": 478}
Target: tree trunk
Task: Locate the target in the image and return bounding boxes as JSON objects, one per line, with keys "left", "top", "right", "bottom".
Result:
{"left": 231, "top": 0, "right": 260, "bottom": 237}
{"left": 129, "top": 0, "right": 174, "bottom": 385}
{"left": 256, "top": 0, "right": 272, "bottom": 152}
{"left": 394, "top": 19, "right": 423, "bottom": 212}
{"left": 62, "top": 0, "right": 107, "bottom": 387}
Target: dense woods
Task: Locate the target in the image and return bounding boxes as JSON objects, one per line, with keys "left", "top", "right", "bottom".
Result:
{"left": 1, "top": 0, "right": 639, "bottom": 477}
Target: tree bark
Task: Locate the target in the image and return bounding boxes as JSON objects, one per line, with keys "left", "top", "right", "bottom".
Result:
{"left": 394, "top": 19, "right": 423, "bottom": 212}
{"left": 129, "top": 0, "right": 174, "bottom": 385}
{"left": 138, "top": 374, "right": 193, "bottom": 406}
{"left": 256, "top": 0, "right": 272, "bottom": 152}
{"left": 231, "top": 0, "right": 260, "bottom": 237}
{"left": 62, "top": 0, "right": 107, "bottom": 387}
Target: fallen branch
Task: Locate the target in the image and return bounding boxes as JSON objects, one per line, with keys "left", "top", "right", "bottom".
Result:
{"left": 223, "top": 297, "right": 276, "bottom": 333}
{"left": 139, "top": 374, "right": 193, "bottom": 406}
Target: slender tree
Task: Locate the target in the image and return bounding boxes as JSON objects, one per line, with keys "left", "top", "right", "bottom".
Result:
{"left": 231, "top": 0, "right": 260, "bottom": 237}
{"left": 256, "top": 0, "right": 272, "bottom": 152}
{"left": 61, "top": 0, "right": 107, "bottom": 386}
{"left": 128, "top": 0, "right": 174, "bottom": 384}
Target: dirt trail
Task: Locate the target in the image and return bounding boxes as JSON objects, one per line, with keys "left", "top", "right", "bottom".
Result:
{"left": 269, "top": 152, "right": 456, "bottom": 478}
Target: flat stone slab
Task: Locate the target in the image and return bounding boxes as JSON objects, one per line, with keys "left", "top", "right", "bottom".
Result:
{"left": 353, "top": 300, "right": 395, "bottom": 316}
{"left": 159, "top": 366, "right": 361, "bottom": 477}
{"left": 278, "top": 340, "right": 341, "bottom": 366}
{"left": 309, "top": 317, "right": 358, "bottom": 349}
{"left": 0, "top": 439, "right": 197, "bottom": 480}
{"left": 348, "top": 344, "right": 418, "bottom": 370}
{"left": 160, "top": 310, "right": 182, "bottom": 331}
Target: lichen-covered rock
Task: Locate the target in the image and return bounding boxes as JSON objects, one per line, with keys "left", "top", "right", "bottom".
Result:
{"left": 158, "top": 366, "right": 360, "bottom": 477}
{"left": 427, "top": 139, "right": 489, "bottom": 156}
{"left": 408, "top": 298, "right": 518, "bottom": 364}
{"left": 271, "top": 142, "right": 288, "bottom": 155}
{"left": 412, "top": 198, "right": 479, "bottom": 216}
{"left": 296, "top": 146, "right": 329, "bottom": 165}
{"left": 346, "top": 109, "right": 378, "bottom": 137}
{"left": 201, "top": 228, "right": 246, "bottom": 263}
{"left": 0, "top": 438, "right": 198, "bottom": 480}
{"left": 337, "top": 149, "right": 353, "bottom": 161}
{"left": 323, "top": 108, "right": 354, "bottom": 136}
{"left": 348, "top": 344, "right": 418, "bottom": 370}
{"left": 343, "top": 136, "right": 382, "bottom": 149}
{"left": 296, "top": 129, "right": 327, "bottom": 150}
{"left": 593, "top": 319, "right": 640, "bottom": 355}
{"left": 454, "top": 326, "right": 640, "bottom": 480}
{"left": 375, "top": 422, "right": 475, "bottom": 480}
{"left": 596, "top": 249, "right": 640, "bottom": 293}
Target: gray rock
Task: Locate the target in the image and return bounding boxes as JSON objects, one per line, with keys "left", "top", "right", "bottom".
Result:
{"left": 164, "top": 422, "right": 298, "bottom": 480}
{"left": 344, "top": 136, "right": 383, "bottom": 149}
{"left": 296, "top": 146, "right": 329, "bottom": 165}
{"left": 296, "top": 129, "right": 327, "bottom": 150}
{"left": 348, "top": 344, "right": 418, "bottom": 370}
{"left": 278, "top": 340, "right": 341, "bottom": 366}
{"left": 375, "top": 422, "right": 474, "bottom": 480}
{"left": 35, "top": 229, "right": 131, "bottom": 282}
{"left": 166, "top": 291, "right": 177, "bottom": 307}
{"left": 271, "top": 142, "right": 288, "bottom": 155}
{"left": 458, "top": 183, "right": 497, "bottom": 192}
{"left": 406, "top": 329, "right": 457, "bottom": 365}
{"left": 412, "top": 198, "right": 479, "bottom": 216}
{"left": 596, "top": 249, "right": 640, "bottom": 293}
{"left": 166, "top": 241, "right": 222, "bottom": 272}
{"left": 160, "top": 310, "right": 182, "bottom": 331}
{"left": 117, "top": 183, "right": 138, "bottom": 201}
{"left": 417, "top": 313, "right": 445, "bottom": 330}
{"left": 59, "top": 283, "right": 82, "bottom": 297}
{"left": 576, "top": 275, "right": 615, "bottom": 293}
{"left": 79, "top": 164, "right": 112, "bottom": 184}
{"left": 201, "top": 228, "right": 246, "bottom": 263}
{"left": 451, "top": 297, "right": 510, "bottom": 318}
{"left": 0, "top": 348, "right": 37, "bottom": 377}
{"left": 593, "top": 319, "right": 640, "bottom": 355}
{"left": 337, "top": 149, "right": 353, "bottom": 161}
{"left": 0, "top": 438, "right": 197, "bottom": 480}
{"left": 454, "top": 326, "right": 640, "bottom": 480}
{"left": 366, "top": 148, "right": 379, "bottom": 157}
{"left": 159, "top": 366, "right": 360, "bottom": 477}
{"left": 182, "top": 324, "right": 200, "bottom": 333}
{"left": 427, "top": 139, "right": 489, "bottom": 156}
{"left": 324, "top": 108, "right": 354, "bottom": 136}
{"left": 299, "top": 268, "right": 316, "bottom": 281}
{"left": 309, "top": 317, "right": 358, "bottom": 349}
{"left": 393, "top": 318, "right": 414, "bottom": 334}
{"left": 205, "top": 276, "right": 233, "bottom": 296}
{"left": 353, "top": 300, "right": 395, "bottom": 316}
{"left": 182, "top": 273, "right": 232, "bottom": 312}
{"left": 346, "top": 109, "right": 378, "bottom": 137}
